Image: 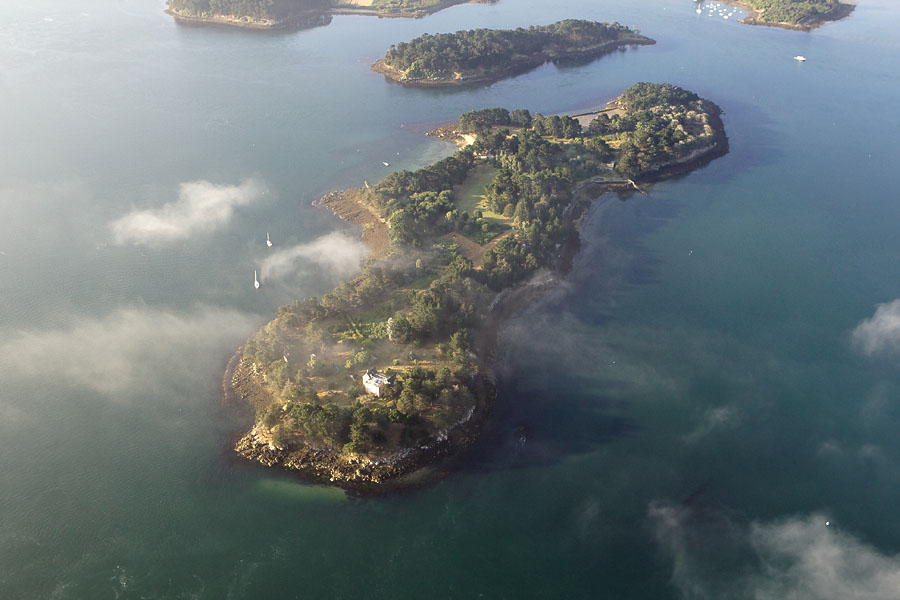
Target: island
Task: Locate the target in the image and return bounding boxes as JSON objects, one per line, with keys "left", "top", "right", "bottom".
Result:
{"left": 732, "top": 0, "right": 854, "bottom": 31}
{"left": 165, "top": 0, "right": 499, "bottom": 30}
{"left": 372, "top": 20, "right": 655, "bottom": 87}
{"left": 227, "top": 83, "right": 728, "bottom": 490}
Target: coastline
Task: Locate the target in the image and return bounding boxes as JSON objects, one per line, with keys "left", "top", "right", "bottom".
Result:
{"left": 726, "top": 0, "right": 855, "bottom": 32}
{"left": 225, "top": 96, "right": 728, "bottom": 493}
{"left": 166, "top": 0, "right": 498, "bottom": 30}
{"left": 316, "top": 188, "right": 391, "bottom": 258}
{"left": 372, "top": 36, "right": 656, "bottom": 88}
{"left": 165, "top": 8, "right": 332, "bottom": 30}
{"left": 331, "top": 0, "right": 497, "bottom": 19}
{"left": 227, "top": 183, "right": 609, "bottom": 493}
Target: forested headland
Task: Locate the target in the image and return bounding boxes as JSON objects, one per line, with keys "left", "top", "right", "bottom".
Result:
{"left": 229, "top": 83, "right": 728, "bottom": 489}
{"left": 373, "top": 20, "right": 655, "bottom": 87}
{"left": 165, "top": 0, "right": 498, "bottom": 29}
{"left": 735, "top": 0, "right": 854, "bottom": 30}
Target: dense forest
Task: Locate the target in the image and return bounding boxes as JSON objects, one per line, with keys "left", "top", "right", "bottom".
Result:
{"left": 233, "top": 83, "right": 725, "bottom": 468}
{"left": 742, "top": 0, "right": 848, "bottom": 25}
{"left": 166, "top": 0, "right": 483, "bottom": 21}
{"left": 167, "top": 0, "right": 328, "bottom": 20}
{"left": 378, "top": 19, "right": 652, "bottom": 83}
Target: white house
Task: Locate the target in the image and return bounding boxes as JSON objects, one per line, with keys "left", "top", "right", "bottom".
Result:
{"left": 362, "top": 368, "right": 394, "bottom": 397}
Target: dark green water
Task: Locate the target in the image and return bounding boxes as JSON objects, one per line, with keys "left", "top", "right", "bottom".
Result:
{"left": 2, "top": 0, "right": 900, "bottom": 598}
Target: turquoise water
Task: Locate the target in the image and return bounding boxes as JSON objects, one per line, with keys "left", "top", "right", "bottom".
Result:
{"left": 2, "top": 0, "right": 900, "bottom": 597}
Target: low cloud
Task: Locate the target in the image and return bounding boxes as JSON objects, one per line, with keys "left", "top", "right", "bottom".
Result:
{"left": 0, "top": 306, "right": 257, "bottom": 395}
{"left": 650, "top": 503, "right": 900, "bottom": 600}
{"left": 683, "top": 406, "right": 742, "bottom": 444}
{"left": 110, "top": 179, "right": 265, "bottom": 246}
{"left": 749, "top": 514, "right": 900, "bottom": 600}
{"left": 259, "top": 232, "right": 367, "bottom": 282}
{"left": 852, "top": 299, "right": 900, "bottom": 356}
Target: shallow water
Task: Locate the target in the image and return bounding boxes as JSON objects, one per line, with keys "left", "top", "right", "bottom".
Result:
{"left": 2, "top": 0, "right": 900, "bottom": 597}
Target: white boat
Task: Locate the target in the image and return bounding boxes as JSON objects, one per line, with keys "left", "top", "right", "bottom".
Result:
{"left": 382, "top": 161, "right": 390, "bottom": 167}
{"left": 266, "top": 232, "right": 272, "bottom": 247}
{"left": 254, "top": 270, "right": 260, "bottom": 289}
{"left": 794, "top": 55, "right": 807, "bottom": 62}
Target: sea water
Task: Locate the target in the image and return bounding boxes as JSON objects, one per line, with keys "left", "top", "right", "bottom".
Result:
{"left": 1, "top": 0, "right": 899, "bottom": 597}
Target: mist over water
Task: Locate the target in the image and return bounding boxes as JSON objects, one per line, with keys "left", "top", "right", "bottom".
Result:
{"left": 2, "top": 0, "right": 900, "bottom": 597}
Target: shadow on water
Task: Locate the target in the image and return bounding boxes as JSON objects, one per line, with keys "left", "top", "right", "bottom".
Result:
{"left": 551, "top": 44, "right": 647, "bottom": 71}
{"left": 441, "top": 130, "right": 740, "bottom": 477}
{"left": 479, "top": 372, "right": 638, "bottom": 468}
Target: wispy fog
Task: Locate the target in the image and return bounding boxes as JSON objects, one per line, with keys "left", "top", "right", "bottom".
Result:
{"left": 259, "top": 232, "right": 367, "bottom": 282}
{"left": 110, "top": 179, "right": 265, "bottom": 246}
{"left": 651, "top": 503, "right": 900, "bottom": 600}
{"left": 852, "top": 299, "right": 900, "bottom": 356}
{"left": 0, "top": 307, "right": 257, "bottom": 395}
{"left": 682, "top": 405, "right": 742, "bottom": 444}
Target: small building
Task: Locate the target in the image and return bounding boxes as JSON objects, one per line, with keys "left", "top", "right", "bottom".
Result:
{"left": 362, "top": 368, "right": 395, "bottom": 397}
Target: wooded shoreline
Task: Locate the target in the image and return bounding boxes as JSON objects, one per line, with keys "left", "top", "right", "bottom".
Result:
{"left": 372, "top": 36, "right": 656, "bottom": 88}
{"left": 166, "top": 0, "right": 498, "bottom": 30}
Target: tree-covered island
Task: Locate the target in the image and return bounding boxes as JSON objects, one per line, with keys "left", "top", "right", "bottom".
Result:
{"left": 165, "top": 0, "right": 498, "bottom": 29}
{"left": 229, "top": 83, "right": 728, "bottom": 490}
{"left": 373, "top": 20, "right": 655, "bottom": 87}
{"left": 730, "top": 0, "right": 854, "bottom": 31}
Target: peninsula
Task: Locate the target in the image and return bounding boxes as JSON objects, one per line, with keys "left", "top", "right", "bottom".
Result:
{"left": 229, "top": 83, "right": 728, "bottom": 490}
{"left": 165, "top": 0, "right": 498, "bottom": 30}
{"left": 731, "top": 0, "right": 854, "bottom": 31}
{"left": 373, "top": 20, "right": 655, "bottom": 87}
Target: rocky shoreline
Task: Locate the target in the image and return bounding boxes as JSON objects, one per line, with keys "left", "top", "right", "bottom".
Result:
{"left": 165, "top": 8, "right": 332, "bottom": 30}
{"left": 166, "top": 0, "right": 497, "bottom": 31}
{"left": 372, "top": 36, "right": 656, "bottom": 88}
{"left": 231, "top": 372, "right": 496, "bottom": 492}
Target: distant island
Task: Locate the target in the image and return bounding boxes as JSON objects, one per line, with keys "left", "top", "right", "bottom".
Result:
{"left": 734, "top": 0, "right": 854, "bottom": 31}
{"left": 165, "top": 0, "right": 498, "bottom": 30}
{"left": 228, "top": 83, "right": 728, "bottom": 490}
{"left": 373, "top": 20, "right": 655, "bottom": 87}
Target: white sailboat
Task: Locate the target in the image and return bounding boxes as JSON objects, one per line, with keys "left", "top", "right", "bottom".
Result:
{"left": 254, "top": 270, "right": 260, "bottom": 289}
{"left": 266, "top": 232, "right": 272, "bottom": 247}
{"left": 794, "top": 55, "right": 807, "bottom": 62}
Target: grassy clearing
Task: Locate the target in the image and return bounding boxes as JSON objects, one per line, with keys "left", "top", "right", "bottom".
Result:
{"left": 454, "top": 163, "right": 497, "bottom": 215}
{"left": 452, "top": 164, "right": 511, "bottom": 244}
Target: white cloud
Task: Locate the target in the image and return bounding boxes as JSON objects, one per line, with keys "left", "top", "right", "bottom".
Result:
{"left": 749, "top": 514, "right": 900, "bottom": 600}
{"left": 852, "top": 299, "right": 900, "bottom": 356}
{"left": 110, "top": 179, "right": 265, "bottom": 246}
{"left": 650, "top": 503, "right": 900, "bottom": 600}
{"left": 259, "top": 232, "right": 367, "bottom": 282}
{"left": 0, "top": 306, "right": 257, "bottom": 395}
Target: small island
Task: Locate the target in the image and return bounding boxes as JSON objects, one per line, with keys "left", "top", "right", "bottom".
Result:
{"left": 373, "top": 20, "right": 655, "bottom": 87}
{"left": 733, "top": 0, "right": 854, "bottom": 31}
{"left": 228, "top": 83, "right": 728, "bottom": 490}
{"left": 165, "top": 0, "right": 499, "bottom": 30}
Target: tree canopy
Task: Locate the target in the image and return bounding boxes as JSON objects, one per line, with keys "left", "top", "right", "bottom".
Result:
{"left": 382, "top": 20, "right": 647, "bottom": 81}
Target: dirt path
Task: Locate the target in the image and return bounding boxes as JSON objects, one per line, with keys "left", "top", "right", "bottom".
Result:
{"left": 445, "top": 230, "right": 513, "bottom": 266}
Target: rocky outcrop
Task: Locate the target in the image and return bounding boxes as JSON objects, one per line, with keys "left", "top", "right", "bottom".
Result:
{"left": 166, "top": 8, "right": 332, "bottom": 30}
{"left": 233, "top": 374, "right": 495, "bottom": 492}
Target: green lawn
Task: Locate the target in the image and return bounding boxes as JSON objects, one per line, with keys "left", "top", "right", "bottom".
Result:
{"left": 454, "top": 163, "right": 513, "bottom": 224}
{"left": 454, "top": 163, "right": 497, "bottom": 215}
{"left": 452, "top": 164, "right": 511, "bottom": 244}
